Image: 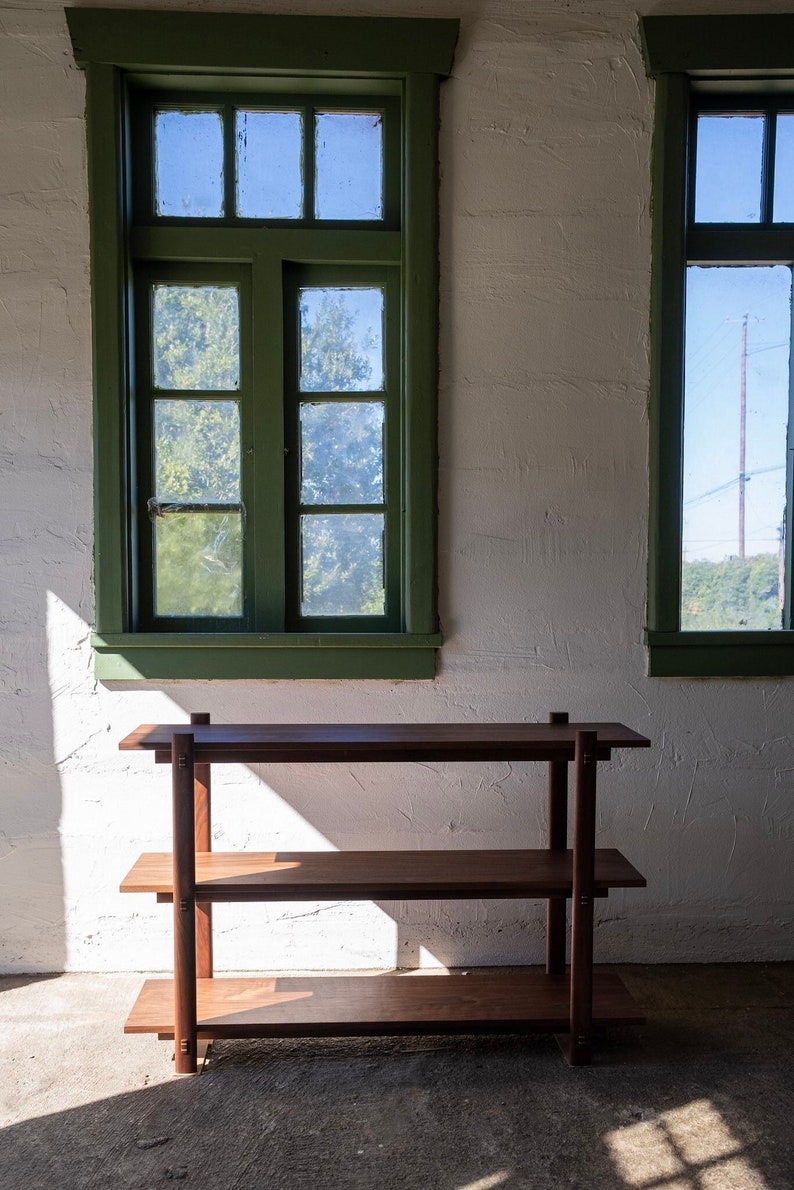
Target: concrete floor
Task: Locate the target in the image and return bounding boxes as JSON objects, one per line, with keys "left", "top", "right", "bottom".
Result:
{"left": 1, "top": 965, "right": 793, "bottom": 1190}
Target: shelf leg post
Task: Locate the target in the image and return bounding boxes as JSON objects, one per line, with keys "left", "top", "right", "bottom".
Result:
{"left": 546, "top": 710, "right": 569, "bottom": 976}
{"left": 569, "top": 729, "right": 597, "bottom": 1066}
{"left": 190, "top": 712, "right": 213, "bottom": 980}
{"left": 172, "top": 731, "right": 198, "bottom": 1075}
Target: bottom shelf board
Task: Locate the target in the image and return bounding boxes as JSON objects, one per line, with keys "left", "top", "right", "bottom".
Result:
{"left": 125, "top": 971, "right": 643, "bottom": 1038}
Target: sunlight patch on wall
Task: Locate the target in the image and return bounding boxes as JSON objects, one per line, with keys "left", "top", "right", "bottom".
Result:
{"left": 46, "top": 590, "right": 444, "bottom": 970}
{"left": 419, "top": 944, "right": 446, "bottom": 969}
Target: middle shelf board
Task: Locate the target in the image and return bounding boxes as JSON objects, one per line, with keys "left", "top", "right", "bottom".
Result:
{"left": 121, "top": 848, "right": 646, "bottom": 902}
{"left": 126, "top": 970, "right": 645, "bottom": 1038}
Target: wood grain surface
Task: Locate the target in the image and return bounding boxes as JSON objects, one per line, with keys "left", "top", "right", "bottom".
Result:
{"left": 120, "top": 848, "right": 646, "bottom": 901}
{"left": 125, "top": 971, "right": 645, "bottom": 1037}
{"left": 119, "top": 721, "right": 651, "bottom": 764}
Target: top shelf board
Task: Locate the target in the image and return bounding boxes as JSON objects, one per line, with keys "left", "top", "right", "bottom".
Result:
{"left": 119, "top": 721, "right": 651, "bottom": 764}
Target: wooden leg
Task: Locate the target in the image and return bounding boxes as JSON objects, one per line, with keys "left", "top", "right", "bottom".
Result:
{"left": 569, "top": 729, "right": 597, "bottom": 1066}
{"left": 190, "top": 712, "right": 213, "bottom": 980}
{"left": 172, "top": 732, "right": 198, "bottom": 1075}
{"left": 546, "top": 710, "right": 569, "bottom": 976}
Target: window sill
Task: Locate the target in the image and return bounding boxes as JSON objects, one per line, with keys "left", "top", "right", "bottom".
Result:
{"left": 93, "top": 632, "right": 442, "bottom": 680}
{"left": 647, "top": 630, "right": 794, "bottom": 677}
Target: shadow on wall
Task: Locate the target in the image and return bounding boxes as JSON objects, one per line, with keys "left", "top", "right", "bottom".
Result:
{"left": 159, "top": 692, "right": 560, "bottom": 972}
{"left": 0, "top": 593, "right": 66, "bottom": 980}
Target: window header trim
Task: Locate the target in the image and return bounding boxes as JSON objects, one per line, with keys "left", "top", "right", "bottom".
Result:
{"left": 641, "top": 15, "right": 794, "bottom": 79}
{"left": 66, "top": 8, "right": 459, "bottom": 78}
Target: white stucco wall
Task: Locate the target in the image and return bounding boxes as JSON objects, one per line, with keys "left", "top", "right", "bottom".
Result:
{"left": 1, "top": 0, "right": 792, "bottom": 975}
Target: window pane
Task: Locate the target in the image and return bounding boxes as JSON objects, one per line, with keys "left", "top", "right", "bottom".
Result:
{"left": 236, "top": 110, "right": 303, "bottom": 219}
{"left": 694, "top": 115, "right": 764, "bottom": 223}
{"left": 315, "top": 112, "right": 383, "bottom": 220}
{"left": 153, "top": 285, "right": 240, "bottom": 390}
{"left": 155, "top": 110, "right": 224, "bottom": 218}
{"left": 155, "top": 511, "right": 242, "bottom": 617}
{"left": 301, "top": 513, "right": 384, "bottom": 616}
{"left": 773, "top": 114, "right": 794, "bottom": 221}
{"left": 155, "top": 400, "right": 240, "bottom": 502}
{"left": 682, "top": 266, "right": 790, "bottom": 630}
{"left": 300, "top": 401, "right": 384, "bottom": 505}
{"left": 299, "top": 287, "right": 384, "bottom": 391}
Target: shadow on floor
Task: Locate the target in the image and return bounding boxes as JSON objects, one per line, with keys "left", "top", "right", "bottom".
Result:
{"left": 3, "top": 966, "right": 794, "bottom": 1190}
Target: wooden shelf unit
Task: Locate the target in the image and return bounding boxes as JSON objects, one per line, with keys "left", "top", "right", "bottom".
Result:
{"left": 119, "top": 714, "right": 650, "bottom": 1072}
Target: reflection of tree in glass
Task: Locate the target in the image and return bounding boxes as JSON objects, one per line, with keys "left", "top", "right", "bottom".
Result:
{"left": 682, "top": 554, "right": 779, "bottom": 629}
{"left": 302, "top": 515, "right": 385, "bottom": 617}
{"left": 301, "top": 402, "right": 383, "bottom": 505}
{"left": 299, "top": 293, "right": 384, "bottom": 616}
{"left": 300, "top": 291, "right": 375, "bottom": 391}
{"left": 156, "top": 401, "right": 239, "bottom": 503}
{"left": 152, "top": 285, "right": 385, "bottom": 619}
{"left": 154, "top": 285, "right": 239, "bottom": 390}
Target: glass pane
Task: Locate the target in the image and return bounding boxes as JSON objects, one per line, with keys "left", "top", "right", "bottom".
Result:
{"left": 155, "top": 400, "right": 240, "bottom": 502}
{"left": 301, "top": 513, "right": 384, "bottom": 616}
{"left": 153, "top": 285, "right": 240, "bottom": 390}
{"left": 300, "top": 402, "right": 384, "bottom": 505}
{"left": 773, "top": 114, "right": 794, "bottom": 221}
{"left": 299, "top": 287, "right": 384, "bottom": 392}
{"left": 694, "top": 114, "right": 764, "bottom": 223}
{"left": 155, "top": 511, "right": 242, "bottom": 617}
{"left": 236, "top": 110, "right": 303, "bottom": 219}
{"left": 155, "top": 110, "right": 224, "bottom": 218}
{"left": 682, "top": 266, "right": 790, "bottom": 630}
{"left": 315, "top": 112, "right": 383, "bottom": 220}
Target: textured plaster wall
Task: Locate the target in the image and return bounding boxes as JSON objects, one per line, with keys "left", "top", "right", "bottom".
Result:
{"left": 1, "top": 0, "right": 792, "bottom": 974}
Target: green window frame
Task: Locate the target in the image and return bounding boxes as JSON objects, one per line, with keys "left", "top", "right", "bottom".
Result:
{"left": 641, "top": 14, "right": 794, "bottom": 677}
{"left": 66, "top": 9, "right": 458, "bottom": 679}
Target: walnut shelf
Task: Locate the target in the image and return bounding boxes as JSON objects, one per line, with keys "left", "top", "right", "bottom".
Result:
{"left": 121, "top": 847, "right": 646, "bottom": 902}
{"left": 118, "top": 717, "right": 651, "bottom": 1069}
{"left": 125, "top": 971, "right": 644, "bottom": 1039}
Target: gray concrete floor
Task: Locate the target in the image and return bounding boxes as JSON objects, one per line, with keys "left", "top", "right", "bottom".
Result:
{"left": 1, "top": 965, "right": 793, "bottom": 1190}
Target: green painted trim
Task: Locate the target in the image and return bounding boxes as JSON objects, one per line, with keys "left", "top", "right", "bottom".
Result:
{"left": 648, "top": 636, "right": 794, "bottom": 677}
{"left": 67, "top": 10, "right": 459, "bottom": 78}
{"left": 93, "top": 634, "right": 441, "bottom": 680}
{"left": 643, "top": 23, "right": 794, "bottom": 674}
{"left": 647, "top": 630, "right": 794, "bottom": 647}
{"left": 403, "top": 73, "right": 440, "bottom": 635}
{"left": 641, "top": 15, "right": 794, "bottom": 78}
{"left": 130, "top": 227, "right": 402, "bottom": 265}
{"left": 93, "top": 632, "right": 441, "bottom": 649}
{"left": 647, "top": 74, "right": 689, "bottom": 633}
{"left": 70, "top": 12, "right": 451, "bottom": 672}
{"left": 688, "top": 227, "right": 794, "bottom": 263}
{"left": 85, "top": 64, "right": 131, "bottom": 633}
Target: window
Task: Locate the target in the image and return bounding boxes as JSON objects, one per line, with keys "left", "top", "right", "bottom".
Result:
{"left": 66, "top": 9, "right": 458, "bottom": 679}
{"left": 641, "top": 14, "right": 794, "bottom": 676}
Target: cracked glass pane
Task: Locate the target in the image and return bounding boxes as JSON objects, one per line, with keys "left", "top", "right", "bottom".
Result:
{"left": 155, "top": 511, "right": 242, "bottom": 617}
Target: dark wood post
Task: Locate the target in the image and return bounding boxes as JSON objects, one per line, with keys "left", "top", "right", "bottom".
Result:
{"left": 172, "top": 731, "right": 198, "bottom": 1075}
{"left": 569, "top": 729, "right": 597, "bottom": 1066}
{"left": 546, "top": 710, "right": 569, "bottom": 976}
{"left": 190, "top": 712, "right": 213, "bottom": 979}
